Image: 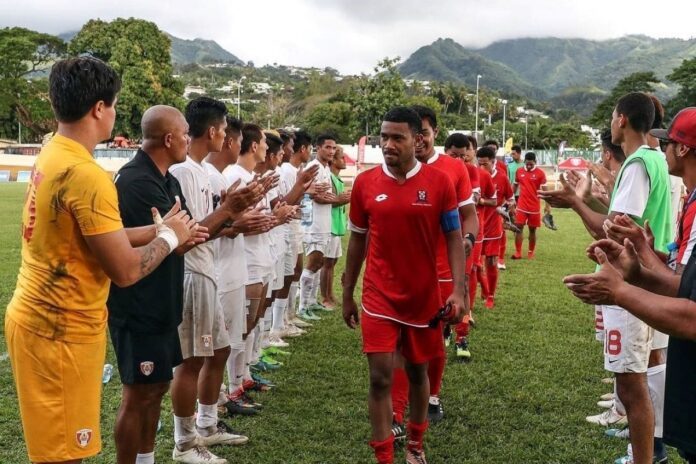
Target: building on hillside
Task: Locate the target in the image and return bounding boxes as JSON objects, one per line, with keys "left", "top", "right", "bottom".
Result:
{"left": 183, "top": 85, "right": 206, "bottom": 98}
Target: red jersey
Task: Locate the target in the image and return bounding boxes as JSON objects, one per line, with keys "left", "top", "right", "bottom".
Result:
{"left": 491, "top": 168, "right": 514, "bottom": 207}
{"left": 479, "top": 168, "right": 501, "bottom": 240}
{"left": 515, "top": 166, "right": 547, "bottom": 213}
{"left": 428, "top": 153, "right": 474, "bottom": 281}
{"left": 465, "top": 162, "right": 480, "bottom": 192}
{"left": 496, "top": 159, "right": 507, "bottom": 177}
{"left": 348, "top": 163, "right": 458, "bottom": 326}
{"left": 675, "top": 193, "right": 696, "bottom": 267}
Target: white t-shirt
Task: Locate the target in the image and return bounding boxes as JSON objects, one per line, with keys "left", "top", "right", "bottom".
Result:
{"left": 611, "top": 162, "right": 650, "bottom": 218}
{"left": 169, "top": 156, "right": 215, "bottom": 280}
{"left": 223, "top": 163, "right": 272, "bottom": 270}
{"left": 279, "top": 162, "right": 301, "bottom": 238}
{"left": 304, "top": 159, "right": 332, "bottom": 235}
{"left": 263, "top": 168, "right": 283, "bottom": 249}
{"left": 204, "top": 162, "right": 248, "bottom": 292}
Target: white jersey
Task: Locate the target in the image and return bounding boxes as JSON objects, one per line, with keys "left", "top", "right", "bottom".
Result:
{"left": 223, "top": 163, "right": 272, "bottom": 270}
{"left": 304, "top": 159, "right": 332, "bottom": 235}
{"left": 169, "top": 156, "right": 215, "bottom": 280}
{"left": 204, "top": 162, "right": 248, "bottom": 292}
{"left": 280, "top": 162, "right": 301, "bottom": 238}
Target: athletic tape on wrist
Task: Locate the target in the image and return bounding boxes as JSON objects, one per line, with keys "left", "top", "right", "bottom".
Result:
{"left": 156, "top": 225, "right": 179, "bottom": 252}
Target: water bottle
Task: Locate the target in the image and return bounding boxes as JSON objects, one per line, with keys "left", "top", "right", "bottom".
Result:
{"left": 300, "top": 193, "right": 313, "bottom": 226}
{"left": 102, "top": 363, "right": 113, "bottom": 384}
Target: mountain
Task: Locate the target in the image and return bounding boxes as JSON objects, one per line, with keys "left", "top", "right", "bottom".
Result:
{"left": 56, "top": 30, "right": 243, "bottom": 66}
{"left": 400, "top": 35, "right": 696, "bottom": 101}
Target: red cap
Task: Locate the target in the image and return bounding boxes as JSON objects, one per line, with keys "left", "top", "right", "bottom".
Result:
{"left": 650, "top": 107, "right": 696, "bottom": 148}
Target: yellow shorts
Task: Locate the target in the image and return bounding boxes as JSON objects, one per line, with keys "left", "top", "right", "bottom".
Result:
{"left": 5, "top": 317, "right": 106, "bottom": 462}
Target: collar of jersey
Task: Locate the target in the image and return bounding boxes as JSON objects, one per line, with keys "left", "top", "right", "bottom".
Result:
{"left": 381, "top": 160, "right": 422, "bottom": 180}
{"left": 51, "top": 134, "right": 94, "bottom": 162}
{"left": 426, "top": 152, "right": 440, "bottom": 165}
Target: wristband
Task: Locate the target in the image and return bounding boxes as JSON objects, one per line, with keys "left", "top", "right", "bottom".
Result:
{"left": 157, "top": 225, "right": 179, "bottom": 252}
{"left": 464, "top": 232, "right": 475, "bottom": 245}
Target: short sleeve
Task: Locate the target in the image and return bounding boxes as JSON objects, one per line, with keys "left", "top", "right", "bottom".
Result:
{"left": 456, "top": 163, "right": 474, "bottom": 207}
{"left": 441, "top": 175, "right": 458, "bottom": 213}
{"left": 611, "top": 162, "right": 650, "bottom": 217}
{"left": 539, "top": 169, "right": 547, "bottom": 187}
{"left": 70, "top": 164, "right": 123, "bottom": 236}
{"left": 348, "top": 173, "right": 368, "bottom": 234}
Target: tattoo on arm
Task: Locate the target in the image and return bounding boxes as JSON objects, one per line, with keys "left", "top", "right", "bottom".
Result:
{"left": 137, "top": 237, "right": 171, "bottom": 279}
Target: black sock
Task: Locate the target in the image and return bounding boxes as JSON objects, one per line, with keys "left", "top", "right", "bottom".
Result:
{"left": 653, "top": 437, "right": 666, "bottom": 458}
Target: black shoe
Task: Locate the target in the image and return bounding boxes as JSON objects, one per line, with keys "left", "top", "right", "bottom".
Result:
{"left": 543, "top": 213, "right": 558, "bottom": 230}
{"left": 224, "top": 397, "right": 259, "bottom": 416}
{"left": 427, "top": 400, "right": 444, "bottom": 424}
{"left": 391, "top": 420, "right": 406, "bottom": 442}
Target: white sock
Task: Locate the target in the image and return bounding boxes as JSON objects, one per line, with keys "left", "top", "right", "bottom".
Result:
{"left": 310, "top": 271, "right": 321, "bottom": 306}
{"left": 173, "top": 414, "right": 197, "bottom": 447}
{"left": 300, "top": 269, "right": 316, "bottom": 309}
{"left": 233, "top": 350, "right": 245, "bottom": 390}
{"left": 288, "top": 281, "right": 299, "bottom": 316}
{"left": 243, "top": 331, "right": 256, "bottom": 381}
{"left": 648, "top": 363, "right": 666, "bottom": 438}
{"left": 272, "top": 298, "right": 288, "bottom": 332}
{"left": 429, "top": 395, "right": 440, "bottom": 405}
{"left": 264, "top": 309, "right": 273, "bottom": 332}
{"left": 196, "top": 403, "right": 218, "bottom": 431}
{"left": 252, "top": 325, "right": 262, "bottom": 362}
{"left": 225, "top": 348, "right": 241, "bottom": 393}
{"left": 135, "top": 452, "right": 155, "bottom": 464}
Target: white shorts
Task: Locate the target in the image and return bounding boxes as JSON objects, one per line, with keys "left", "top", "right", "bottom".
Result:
{"left": 325, "top": 234, "right": 343, "bottom": 259}
{"left": 651, "top": 330, "right": 669, "bottom": 350}
{"left": 271, "top": 240, "right": 287, "bottom": 291}
{"left": 595, "top": 305, "right": 605, "bottom": 342}
{"left": 220, "top": 286, "right": 245, "bottom": 351}
{"left": 247, "top": 265, "right": 273, "bottom": 285}
{"left": 602, "top": 305, "right": 652, "bottom": 373}
{"left": 284, "top": 237, "right": 299, "bottom": 276}
{"left": 304, "top": 232, "right": 330, "bottom": 256}
{"left": 179, "top": 273, "right": 230, "bottom": 359}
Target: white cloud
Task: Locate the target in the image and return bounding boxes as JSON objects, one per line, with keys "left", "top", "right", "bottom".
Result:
{"left": 1, "top": 0, "right": 694, "bottom": 74}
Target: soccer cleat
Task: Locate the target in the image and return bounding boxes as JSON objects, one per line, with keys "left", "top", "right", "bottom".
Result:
{"left": 251, "top": 360, "right": 280, "bottom": 372}
{"left": 280, "top": 324, "right": 304, "bottom": 338}
{"left": 406, "top": 448, "right": 428, "bottom": 464}
{"left": 308, "top": 303, "right": 332, "bottom": 312}
{"left": 250, "top": 373, "right": 276, "bottom": 389}
{"left": 263, "top": 346, "right": 290, "bottom": 357}
{"left": 527, "top": 251, "right": 535, "bottom": 259}
{"left": 172, "top": 442, "right": 227, "bottom": 464}
{"left": 224, "top": 397, "right": 259, "bottom": 416}
{"left": 427, "top": 399, "right": 444, "bottom": 424}
{"left": 601, "top": 377, "right": 614, "bottom": 384}
{"left": 197, "top": 421, "right": 249, "bottom": 447}
{"left": 605, "top": 427, "right": 630, "bottom": 439}
{"left": 511, "top": 253, "right": 522, "bottom": 260}
{"left": 497, "top": 261, "right": 507, "bottom": 270}
{"left": 543, "top": 213, "right": 558, "bottom": 230}
{"left": 586, "top": 406, "right": 627, "bottom": 426}
{"left": 391, "top": 420, "right": 406, "bottom": 442}
{"left": 292, "top": 317, "right": 312, "bottom": 328}
{"left": 268, "top": 331, "right": 289, "bottom": 348}
{"left": 299, "top": 308, "right": 321, "bottom": 321}
{"left": 485, "top": 296, "right": 495, "bottom": 309}
{"left": 600, "top": 392, "right": 615, "bottom": 401}
{"left": 260, "top": 354, "right": 282, "bottom": 366}
{"left": 597, "top": 399, "right": 614, "bottom": 409}
{"left": 455, "top": 339, "right": 471, "bottom": 361}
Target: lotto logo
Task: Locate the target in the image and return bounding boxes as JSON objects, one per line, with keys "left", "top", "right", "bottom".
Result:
{"left": 76, "top": 429, "right": 92, "bottom": 448}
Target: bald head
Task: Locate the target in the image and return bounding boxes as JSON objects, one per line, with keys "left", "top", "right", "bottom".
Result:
{"left": 141, "top": 105, "right": 187, "bottom": 142}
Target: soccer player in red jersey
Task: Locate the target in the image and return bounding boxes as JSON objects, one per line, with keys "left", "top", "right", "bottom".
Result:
{"left": 513, "top": 152, "right": 547, "bottom": 259}
{"left": 475, "top": 146, "right": 501, "bottom": 309}
{"left": 342, "top": 106, "right": 468, "bottom": 464}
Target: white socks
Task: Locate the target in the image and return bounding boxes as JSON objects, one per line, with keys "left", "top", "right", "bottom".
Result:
{"left": 272, "top": 298, "right": 288, "bottom": 332}
{"left": 226, "top": 348, "right": 243, "bottom": 395}
{"left": 196, "top": 402, "right": 218, "bottom": 432}
{"left": 300, "top": 269, "right": 316, "bottom": 309}
{"left": 311, "top": 271, "right": 321, "bottom": 306}
{"left": 173, "top": 414, "right": 196, "bottom": 447}
{"left": 135, "top": 452, "right": 155, "bottom": 464}
{"left": 233, "top": 349, "right": 245, "bottom": 391}
{"left": 648, "top": 363, "right": 666, "bottom": 437}
{"left": 243, "top": 331, "right": 256, "bottom": 382}
{"left": 289, "top": 281, "right": 299, "bottom": 316}
{"left": 252, "top": 325, "right": 262, "bottom": 363}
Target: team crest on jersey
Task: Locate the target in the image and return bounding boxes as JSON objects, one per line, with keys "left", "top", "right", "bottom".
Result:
{"left": 140, "top": 361, "right": 154, "bottom": 376}
{"left": 76, "top": 429, "right": 92, "bottom": 448}
{"left": 202, "top": 335, "right": 212, "bottom": 348}
{"left": 416, "top": 190, "right": 428, "bottom": 203}
{"left": 375, "top": 194, "right": 388, "bottom": 202}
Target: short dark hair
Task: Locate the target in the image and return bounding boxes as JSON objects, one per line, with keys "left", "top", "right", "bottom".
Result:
{"left": 225, "top": 116, "right": 243, "bottom": 138}
{"left": 650, "top": 95, "right": 665, "bottom": 130}
{"left": 601, "top": 129, "right": 626, "bottom": 163}
{"left": 316, "top": 133, "right": 337, "bottom": 147}
{"left": 511, "top": 145, "right": 522, "bottom": 154}
{"left": 293, "top": 130, "right": 312, "bottom": 153}
{"left": 241, "top": 123, "right": 263, "bottom": 154}
{"left": 278, "top": 129, "right": 294, "bottom": 145}
{"left": 444, "top": 133, "right": 470, "bottom": 150}
{"left": 185, "top": 97, "right": 228, "bottom": 138}
{"left": 49, "top": 56, "right": 121, "bottom": 123}
{"left": 382, "top": 106, "right": 422, "bottom": 134}
{"left": 467, "top": 135, "right": 478, "bottom": 150}
{"left": 524, "top": 152, "right": 537, "bottom": 162}
{"left": 265, "top": 131, "right": 283, "bottom": 155}
{"left": 410, "top": 105, "right": 437, "bottom": 130}
{"left": 476, "top": 146, "right": 496, "bottom": 159}
{"left": 615, "top": 92, "right": 655, "bottom": 134}
{"left": 484, "top": 139, "right": 499, "bottom": 149}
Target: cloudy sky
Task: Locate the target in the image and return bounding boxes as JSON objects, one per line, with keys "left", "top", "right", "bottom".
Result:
{"left": 2, "top": 0, "right": 695, "bottom": 74}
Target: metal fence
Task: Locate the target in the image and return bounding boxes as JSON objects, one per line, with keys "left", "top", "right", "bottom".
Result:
{"left": 532, "top": 150, "right": 601, "bottom": 166}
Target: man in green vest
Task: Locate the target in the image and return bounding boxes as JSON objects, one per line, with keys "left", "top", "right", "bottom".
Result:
{"left": 540, "top": 92, "right": 672, "bottom": 464}
{"left": 507, "top": 144, "right": 524, "bottom": 199}
{"left": 320, "top": 146, "right": 351, "bottom": 308}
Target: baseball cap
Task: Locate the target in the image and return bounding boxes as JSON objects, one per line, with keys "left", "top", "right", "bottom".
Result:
{"left": 650, "top": 107, "right": 696, "bottom": 148}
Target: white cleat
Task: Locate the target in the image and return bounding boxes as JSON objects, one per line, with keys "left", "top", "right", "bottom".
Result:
{"left": 586, "top": 406, "right": 627, "bottom": 427}
{"left": 268, "top": 332, "right": 290, "bottom": 348}
{"left": 292, "top": 317, "right": 312, "bottom": 328}
{"left": 197, "top": 422, "right": 249, "bottom": 447}
{"left": 600, "top": 392, "right": 615, "bottom": 401}
{"left": 173, "top": 442, "right": 228, "bottom": 463}
{"left": 597, "top": 399, "right": 614, "bottom": 409}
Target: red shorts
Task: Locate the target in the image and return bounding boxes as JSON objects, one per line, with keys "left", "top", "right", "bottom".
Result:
{"left": 471, "top": 241, "right": 483, "bottom": 268}
{"left": 515, "top": 210, "right": 541, "bottom": 228}
{"left": 361, "top": 311, "right": 445, "bottom": 364}
{"left": 482, "top": 238, "right": 501, "bottom": 257}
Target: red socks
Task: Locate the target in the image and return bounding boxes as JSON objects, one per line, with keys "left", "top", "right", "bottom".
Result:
{"left": 476, "top": 266, "right": 490, "bottom": 298}
{"left": 391, "top": 367, "right": 408, "bottom": 424}
{"left": 467, "top": 271, "right": 477, "bottom": 309}
{"left": 486, "top": 264, "right": 498, "bottom": 298}
{"left": 427, "top": 355, "right": 446, "bottom": 397}
{"left": 370, "top": 434, "right": 395, "bottom": 464}
{"left": 407, "top": 420, "right": 428, "bottom": 452}
{"left": 515, "top": 239, "right": 522, "bottom": 256}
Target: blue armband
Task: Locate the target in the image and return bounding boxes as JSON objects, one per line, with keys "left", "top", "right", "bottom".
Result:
{"left": 440, "top": 209, "right": 461, "bottom": 233}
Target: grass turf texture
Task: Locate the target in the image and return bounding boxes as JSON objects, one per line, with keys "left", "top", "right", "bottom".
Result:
{"left": 0, "top": 182, "right": 679, "bottom": 463}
